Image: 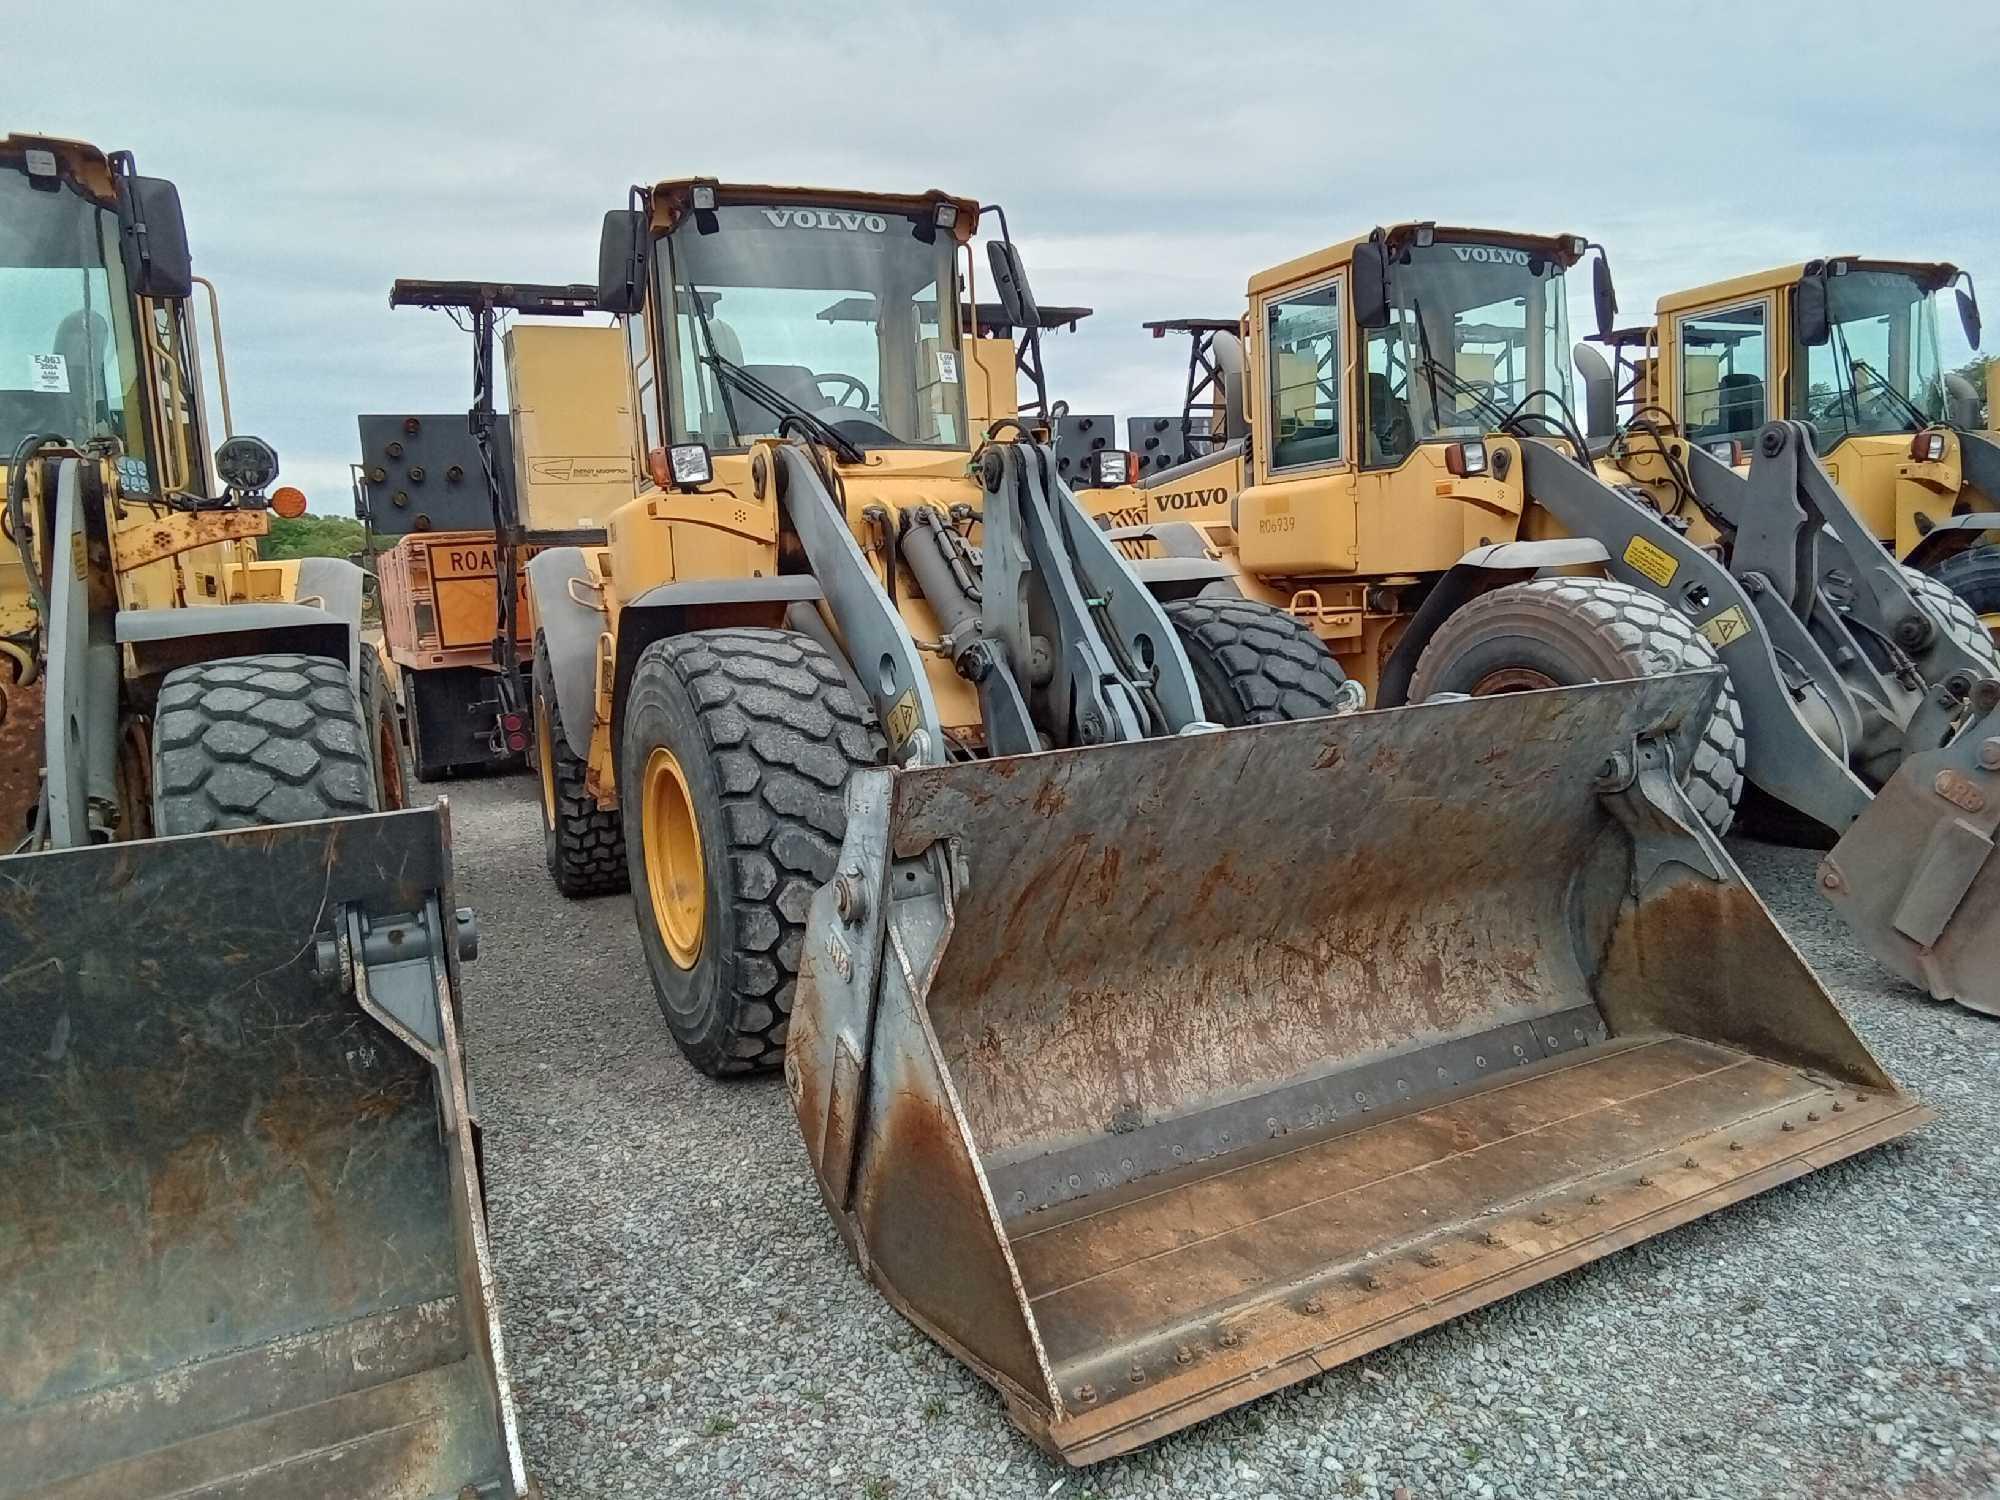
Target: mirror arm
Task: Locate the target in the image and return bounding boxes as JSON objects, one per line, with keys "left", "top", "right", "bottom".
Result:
{"left": 192, "top": 276, "right": 232, "bottom": 439}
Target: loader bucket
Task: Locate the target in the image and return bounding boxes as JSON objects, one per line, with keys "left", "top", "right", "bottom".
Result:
{"left": 0, "top": 806, "right": 529, "bottom": 1499}
{"left": 788, "top": 674, "right": 1928, "bottom": 1465}
{"left": 1820, "top": 691, "right": 2000, "bottom": 1015}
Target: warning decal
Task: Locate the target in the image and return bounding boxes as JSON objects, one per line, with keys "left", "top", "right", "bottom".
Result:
{"left": 884, "top": 689, "right": 920, "bottom": 747}
{"left": 1698, "top": 605, "right": 1754, "bottom": 649}
{"left": 1622, "top": 534, "right": 1680, "bottom": 588}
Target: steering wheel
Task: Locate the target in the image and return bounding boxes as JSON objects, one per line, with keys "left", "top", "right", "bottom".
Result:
{"left": 816, "top": 372, "right": 871, "bottom": 409}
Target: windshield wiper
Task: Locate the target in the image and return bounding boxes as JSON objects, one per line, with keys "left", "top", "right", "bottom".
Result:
{"left": 1410, "top": 296, "right": 1447, "bottom": 432}
{"left": 1851, "top": 361, "right": 1936, "bottom": 433}
{"left": 702, "top": 355, "right": 867, "bottom": 465}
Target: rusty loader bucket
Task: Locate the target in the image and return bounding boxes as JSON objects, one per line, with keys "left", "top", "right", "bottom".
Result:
{"left": 0, "top": 806, "right": 529, "bottom": 1499}
{"left": 1821, "top": 689, "right": 2000, "bottom": 1015}
{"left": 788, "top": 674, "right": 1928, "bottom": 1464}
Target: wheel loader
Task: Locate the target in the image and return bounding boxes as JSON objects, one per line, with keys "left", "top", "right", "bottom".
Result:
{"left": 1575, "top": 257, "right": 2000, "bottom": 630}
{"left": 1083, "top": 222, "right": 2000, "bottom": 1017}
{"left": 0, "top": 134, "right": 528, "bottom": 1499}
{"left": 525, "top": 179, "right": 1928, "bottom": 1461}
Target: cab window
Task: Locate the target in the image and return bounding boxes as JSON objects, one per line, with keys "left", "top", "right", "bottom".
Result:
{"left": 1266, "top": 281, "right": 1341, "bottom": 470}
{"left": 1679, "top": 302, "right": 1768, "bottom": 438}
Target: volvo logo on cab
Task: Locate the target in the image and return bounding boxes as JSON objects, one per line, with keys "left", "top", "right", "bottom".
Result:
{"left": 1451, "top": 245, "right": 1532, "bottom": 267}
{"left": 762, "top": 208, "right": 888, "bottom": 233}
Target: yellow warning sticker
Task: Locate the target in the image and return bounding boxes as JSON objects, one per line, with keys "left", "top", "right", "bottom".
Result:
{"left": 1622, "top": 534, "right": 1680, "bottom": 588}
{"left": 884, "top": 689, "right": 920, "bottom": 748}
{"left": 70, "top": 531, "right": 87, "bottom": 581}
{"left": 1698, "top": 605, "right": 1754, "bottom": 649}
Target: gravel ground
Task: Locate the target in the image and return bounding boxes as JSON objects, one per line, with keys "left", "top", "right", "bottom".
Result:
{"left": 441, "top": 775, "right": 2000, "bottom": 1500}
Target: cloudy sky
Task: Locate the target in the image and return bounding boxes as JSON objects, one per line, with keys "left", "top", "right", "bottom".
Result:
{"left": 26, "top": 0, "right": 2000, "bottom": 510}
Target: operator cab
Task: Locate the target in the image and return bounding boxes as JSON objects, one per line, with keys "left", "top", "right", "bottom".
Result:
{"left": 1343, "top": 225, "right": 1603, "bottom": 469}
{"left": 615, "top": 186, "right": 979, "bottom": 463}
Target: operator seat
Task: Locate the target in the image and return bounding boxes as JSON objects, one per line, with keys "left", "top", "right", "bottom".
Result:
{"left": 1717, "top": 372, "right": 1765, "bottom": 434}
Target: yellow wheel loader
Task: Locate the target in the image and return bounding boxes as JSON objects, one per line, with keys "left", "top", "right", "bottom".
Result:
{"left": 1575, "top": 258, "right": 2000, "bottom": 632}
{"left": 526, "top": 180, "right": 1926, "bottom": 1461}
{"left": 1085, "top": 222, "right": 2000, "bottom": 1017}
{"left": 0, "top": 135, "right": 528, "bottom": 1499}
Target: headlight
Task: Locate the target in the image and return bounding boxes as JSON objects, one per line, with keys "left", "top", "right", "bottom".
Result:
{"left": 1094, "top": 449, "right": 1137, "bottom": 487}
{"left": 648, "top": 443, "right": 714, "bottom": 490}
{"left": 215, "top": 435, "right": 279, "bottom": 493}
{"left": 1445, "top": 440, "right": 1488, "bottom": 478}
{"left": 1911, "top": 431, "right": 1948, "bottom": 463}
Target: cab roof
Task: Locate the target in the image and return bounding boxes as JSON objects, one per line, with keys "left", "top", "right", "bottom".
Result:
{"left": 1657, "top": 258, "right": 1961, "bottom": 315}
{"left": 0, "top": 133, "right": 118, "bottom": 205}
{"left": 646, "top": 179, "right": 981, "bottom": 245}
{"left": 1247, "top": 224, "right": 1589, "bottom": 297}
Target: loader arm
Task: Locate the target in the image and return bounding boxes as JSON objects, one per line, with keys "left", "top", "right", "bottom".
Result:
{"left": 772, "top": 436, "right": 1209, "bottom": 761}
{"left": 1552, "top": 429, "right": 2000, "bottom": 1009}
{"left": 1520, "top": 439, "right": 1876, "bottom": 828}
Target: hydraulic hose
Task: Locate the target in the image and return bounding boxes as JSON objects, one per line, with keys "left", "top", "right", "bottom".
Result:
{"left": 6, "top": 432, "right": 64, "bottom": 628}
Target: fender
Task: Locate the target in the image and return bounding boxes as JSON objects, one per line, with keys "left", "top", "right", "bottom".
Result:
{"left": 1901, "top": 512, "right": 2000, "bottom": 572}
{"left": 608, "top": 575, "right": 831, "bottom": 755}
{"left": 117, "top": 603, "right": 355, "bottom": 686}
{"left": 524, "top": 547, "right": 606, "bottom": 763}
{"left": 1130, "top": 556, "right": 1238, "bottom": 601}
{"left": 1376, "top": 537, "right": 1611, "bottom": 708}
{"left": 1959, "top": 429, "right": 2000, "bottom": 506}
{"left": 293, "top": 556, "right": 367, "bottom": 678}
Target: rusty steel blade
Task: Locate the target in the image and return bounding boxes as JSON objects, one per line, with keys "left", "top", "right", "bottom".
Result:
{"left": 0, "top": 807, "right": 529, "bottom": 1499}
{"left": 789, "top": 674, "right": 1927, "bottom": 1463}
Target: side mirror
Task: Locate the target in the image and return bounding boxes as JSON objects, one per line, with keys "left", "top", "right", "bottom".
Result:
{"left": 116, "top": 175, "right": 192, "bottom": 300}
{"left": 1573, "top": 342, "right": 1616, "bottom": 439}
{"left": 1794, "top": 274, "right": 1831, "bottom": 347}
{"left": 985, "top": 240, "right": 1040, "bottom": 333}
{"left": 597, "top": 209, "right": 650, "bottom": 316}
{"left": 1591, "top": 252, "right": 1618, "bottom": 341}
{"left": 1957, "top": 286, "right": 1981, "bottom": 351}
{"left": 1352, "top": 238, "right": 1391, "bottom": 330}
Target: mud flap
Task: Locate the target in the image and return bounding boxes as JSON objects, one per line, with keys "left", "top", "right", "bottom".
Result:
{"left": 1820, "top": 695, "right": 2000, "bottom": 1014}
{"left": 788, "top": 674, "right": 1928, "bottom": 1464}
{"left": 0, "top": 806, "right": 530, "bottom": 1499}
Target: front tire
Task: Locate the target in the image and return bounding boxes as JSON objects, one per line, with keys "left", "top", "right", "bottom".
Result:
{"left": 619, "top": 628, "right": 881, "bottom": 1077}
{"left": 533, "top": 630, "right": 626, "bottom": 897}
{"left": 1903, "top": 560, "right": 2000, "bottom": 670}
{"left": 1926, "top": 542, "right": 2000, "bottom": 637}
{"left": 1408, "top": 577, "right": 1746, "bottom": 836}
{"left": 152, "top": 653, "right": 377, "bottom": 835}
{"left": 1163, "top": 596, "right": 1359, "bottom": 725}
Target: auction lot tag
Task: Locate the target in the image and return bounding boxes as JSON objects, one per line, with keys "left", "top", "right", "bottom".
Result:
{"left": 29, "top": 353, "right": 69, "bottom": 393}
{"left": 935, "top": 350, "right": 959, "bottom": 384}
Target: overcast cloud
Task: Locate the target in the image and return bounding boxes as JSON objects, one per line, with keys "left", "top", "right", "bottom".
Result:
{"left": 21, "top": 0, "right": 2000, "bottom": 509}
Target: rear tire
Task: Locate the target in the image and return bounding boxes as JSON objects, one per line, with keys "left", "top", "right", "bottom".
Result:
{"left": 619, "top": 628, "right": 881, "bottom": 1077}
{"left": 152, "top": 653, "right": 377, "bottom": 835}
{"left": 360, "top": 647, "right": 409, "bottom": 810}
{"left": 1163, "top": 596, "right": 1358, "bottom": 725}
{"left": 533, "top": 630, "right": 626, "bottom": 897}
{"left": 1409, "top": 577, "right": 1746, "bottom": 836}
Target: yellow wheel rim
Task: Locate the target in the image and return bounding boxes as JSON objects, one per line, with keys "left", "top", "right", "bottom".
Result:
{"left": 535, "top": 696, "right": 557, "bottom": 832}
{"left": 642, "top": 746, "right": 705, "bottom": 968}
{"left": 1980, "top": 611, "right": 2000, "bottom": 637}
